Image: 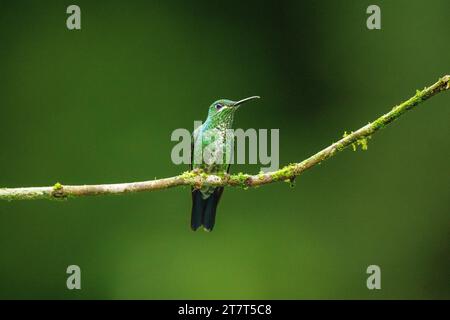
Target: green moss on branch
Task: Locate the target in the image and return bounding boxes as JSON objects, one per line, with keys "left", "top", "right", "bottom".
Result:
{"left": 0, "top": 75, "right": 448, "bottom": 201}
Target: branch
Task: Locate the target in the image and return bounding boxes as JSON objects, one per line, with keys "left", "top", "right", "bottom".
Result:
{"left": 1, "top": 76, "right": 449, "bottom": 201}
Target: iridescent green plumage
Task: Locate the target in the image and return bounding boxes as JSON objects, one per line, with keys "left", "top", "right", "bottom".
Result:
{"left": 191, "top": 96, "right": 259, "bottom": 231}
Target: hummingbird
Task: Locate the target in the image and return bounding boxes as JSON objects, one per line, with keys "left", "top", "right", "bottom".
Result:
{"left": 191, "top": 96, "right": 260, "bottom": 232}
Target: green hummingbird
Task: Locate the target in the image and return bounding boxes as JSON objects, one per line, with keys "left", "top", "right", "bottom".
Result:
{"left": 191, "top": 96, "right": 260, "bottom": 231}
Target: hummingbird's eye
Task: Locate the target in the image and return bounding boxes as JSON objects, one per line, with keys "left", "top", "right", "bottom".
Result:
{"left": 215, "top": 103, "right": 224, "bottom": 110}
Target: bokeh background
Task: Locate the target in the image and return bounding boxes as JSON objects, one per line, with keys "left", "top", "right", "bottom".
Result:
{"left": 0, "top": 0, "right": 449, "bottom": 299}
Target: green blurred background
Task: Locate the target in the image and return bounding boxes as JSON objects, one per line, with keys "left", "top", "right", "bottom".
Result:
{"left": 0, "top": 0, "right": 448, "bottom": 299}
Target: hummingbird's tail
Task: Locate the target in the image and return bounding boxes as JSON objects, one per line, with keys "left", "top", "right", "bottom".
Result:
{"left": 191, "top": 190, "right": 205, "bottom": 230}
{"left": 191, "top": 188, "right": 224, "bottom": 232}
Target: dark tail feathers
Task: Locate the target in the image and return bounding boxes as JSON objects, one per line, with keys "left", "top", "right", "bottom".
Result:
{"left": 191, "top": 188, "right": 224, "bottom": 232}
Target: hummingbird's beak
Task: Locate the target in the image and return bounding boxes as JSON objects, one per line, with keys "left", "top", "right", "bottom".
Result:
{"left": 233, "top": 96, "right": 260, "bottom": 107}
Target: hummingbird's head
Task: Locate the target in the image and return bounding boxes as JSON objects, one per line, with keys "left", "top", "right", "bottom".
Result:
{"left": 207, "top": 96, "right": 260, "bottom": 120}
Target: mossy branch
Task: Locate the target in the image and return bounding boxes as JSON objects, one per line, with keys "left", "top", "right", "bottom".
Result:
{"left": 1, "top": 75, "right": 449, "bottom": 201}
